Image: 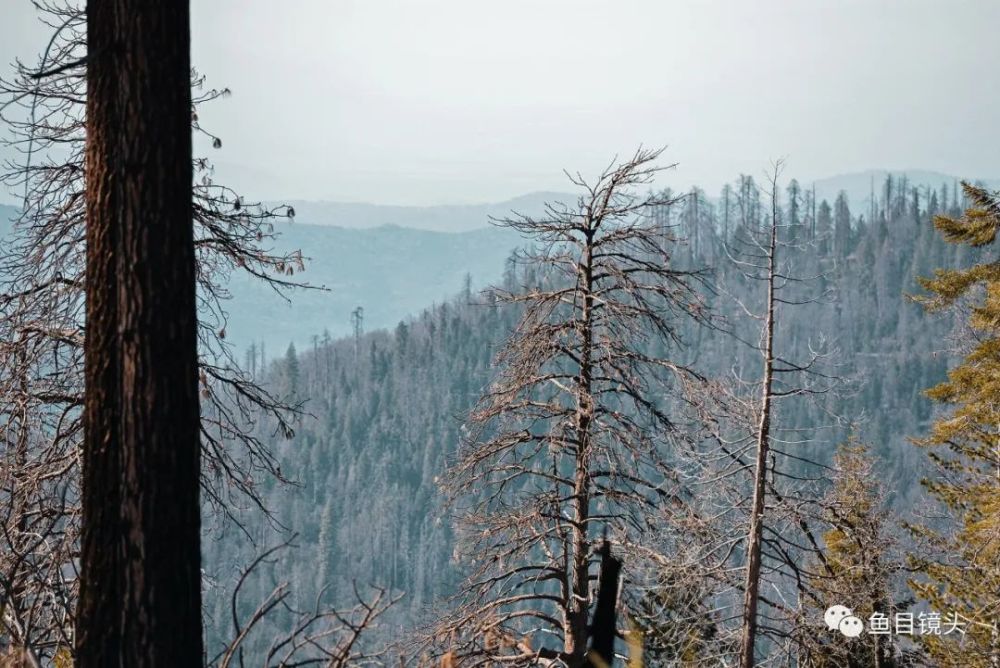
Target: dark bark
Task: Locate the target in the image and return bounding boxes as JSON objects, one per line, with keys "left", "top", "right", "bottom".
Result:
{"left": 78, "top": 1, "right": 202, "bottom": 665}
{"left": 588, "top": 540, "right": 622, "bottom": 667}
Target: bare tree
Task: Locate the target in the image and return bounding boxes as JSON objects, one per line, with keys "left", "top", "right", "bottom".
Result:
{"left": 426, "top": 148, "right": 711, "bottom": 665}
{"left": 736, "top": 163, "right": 782, "bottom": 668}
{"left": 624, "top": 163, "right": 843, "bottom": 667}
{"left": 726, "top": 161, "right": 839, "bottom": 667}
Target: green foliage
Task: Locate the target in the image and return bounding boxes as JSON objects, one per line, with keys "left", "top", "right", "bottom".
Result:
{"left": 909, "top": 183, "right": 1000, "bottom": 667}
{"left": 932, "top": 183, "right": 1000, "bottom": 247}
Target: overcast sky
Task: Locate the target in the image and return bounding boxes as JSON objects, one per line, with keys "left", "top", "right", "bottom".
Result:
{"left": 2, "top": 0, "right": 998, "bottom": 205}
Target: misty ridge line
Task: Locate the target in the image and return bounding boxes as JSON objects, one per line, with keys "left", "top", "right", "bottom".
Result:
{"left": 271, "top": 168, "right": 995, "bottom": 232}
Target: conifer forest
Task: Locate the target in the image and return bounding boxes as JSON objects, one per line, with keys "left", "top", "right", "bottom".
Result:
{"left": 0, "top": 1, "right": 999, "bottom": 666}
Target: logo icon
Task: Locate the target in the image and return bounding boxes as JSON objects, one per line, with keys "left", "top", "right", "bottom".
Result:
{"left": 839, "top": 615, "right": 864, "bottom": 638}
{"left": 824, "top": 605, "right": 852, "bottom": 631}
{"left": 824, "top": 605, "right": 866, "bottom": 638}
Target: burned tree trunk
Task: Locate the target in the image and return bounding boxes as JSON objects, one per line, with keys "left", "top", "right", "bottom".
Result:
{"left": 567, "top": 229, "right": 597, "bottom": 662}
{"left": 588, "top": 541, "right": 622, "bottom": 667}
{"left": 737, "top": 171, "right": 777, "bottom": 668}
{"left": 78, "top": 0, "right": 203, "bottom": 665}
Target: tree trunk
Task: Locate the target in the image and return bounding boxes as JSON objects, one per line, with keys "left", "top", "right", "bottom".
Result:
{"left": 589, "top": 541, "right": 622, "bottom": 666}
{"left": 566, "top": 230, "right": 596, "bottom": 663}
{"left": 78, "top": 1, "right": 203, "bottom": 665}
{"left": 738, "top": 193, "right": 778, "bottom": 668}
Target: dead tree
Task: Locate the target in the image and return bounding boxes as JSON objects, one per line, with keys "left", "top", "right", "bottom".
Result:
{"left": 727, "top": 161, "right": 838, "bottom": 667}
{"left": 428, "top": 148, "right": 711, "bottom": 666}
{"left": 624, "top": 163, "right": 838, "bottom": 667}
{"left": 736, "top": 164, "right": 780, "bottom": 668}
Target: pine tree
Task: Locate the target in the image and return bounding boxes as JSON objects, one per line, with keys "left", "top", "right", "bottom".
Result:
{"left": 816, "top": 199, "right": 833, "bottom": 254}
{"left": 721, "top": 183, "right": 734, "bottom": 240}
{"left": 787, "top": 179, "right": 802, "bottom": 229}
{"left": 795, "top": 443, "right": 910, "bottom": 668}
{"left": 909, "top": 181, "right": 1000, "bottom": 667}
{"left": 285, "top": 342, "right": 300, "bottom": 397}
{"left": 834, "top": 191, "right": 852, "bottom": 258}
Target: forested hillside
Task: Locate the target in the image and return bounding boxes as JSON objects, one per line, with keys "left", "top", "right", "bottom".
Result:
{"left": 203, "top": 173, "right": 978, "bottom": 654}
{"left": 202, "top": 278, "right": 522, "bottom": 654}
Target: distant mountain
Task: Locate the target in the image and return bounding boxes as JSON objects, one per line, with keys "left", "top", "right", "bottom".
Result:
{"left": 224, "top": 222, "right": 523, "bottom": 353}
{"left": 269, "top": 170, "right": 1000, "bottom": 236}
{"left": 267, "top": 191, "right": 575, "bottom": 232}
{"left": 7, "top": 171, "right": 999, "bottom": 356}
{"left": 237, "top": 168, "right": 1000, "bottom": 355}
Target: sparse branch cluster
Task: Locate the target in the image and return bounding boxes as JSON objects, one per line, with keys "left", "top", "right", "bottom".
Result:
{"left": 209, "top": 539, "right": 401, "bottom": 668}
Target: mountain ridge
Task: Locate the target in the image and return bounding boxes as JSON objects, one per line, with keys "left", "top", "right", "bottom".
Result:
{"left": 266, "top": 191, "right": 575, "bottom": 233}
{"left": 264, "top": 169, "right": 999, "bottom": 232}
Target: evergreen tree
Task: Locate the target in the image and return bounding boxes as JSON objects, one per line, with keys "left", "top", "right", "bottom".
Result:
{"left": 787, "top": 179, "right": 803, "bottom": 228}
{"left": 816, "top": 199, "right": 833, "bottom": 254}
{"left": 928, "top": 189, "right": 939, "bottom": 218}
{"left": 834, "top": 191, "right": 852, "bottom": 258}
{"left": 721, "top": 183, "right": 734, "bottom": 239}
{"left": 737, "top": 174, "right": 761, "bottom": 232}
{"left": 910, "top": 181, "right": 1000, "bottom": 667}
{"left": 285, "top": 342, "right": 300, "bottom": 397}
{"left": 795, "top": 443, "right": 912, "bottom": 667}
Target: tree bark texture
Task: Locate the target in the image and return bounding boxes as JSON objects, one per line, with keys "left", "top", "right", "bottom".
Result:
{"left": 79, "top": 1, "right": 203, "bottom": 665}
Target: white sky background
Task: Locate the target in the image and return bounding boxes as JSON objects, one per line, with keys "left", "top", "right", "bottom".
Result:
{"left": 1, "top": 0, "right": 998, "bottom": 205}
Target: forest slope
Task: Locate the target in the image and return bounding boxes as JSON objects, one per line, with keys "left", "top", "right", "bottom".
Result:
{"left": 203, "top": 180, "right": 978, "bottom": 650}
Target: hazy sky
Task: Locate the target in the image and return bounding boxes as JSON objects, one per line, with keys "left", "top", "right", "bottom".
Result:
{"left": 2, "top": 0, "right": 999, "bottom": 205}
